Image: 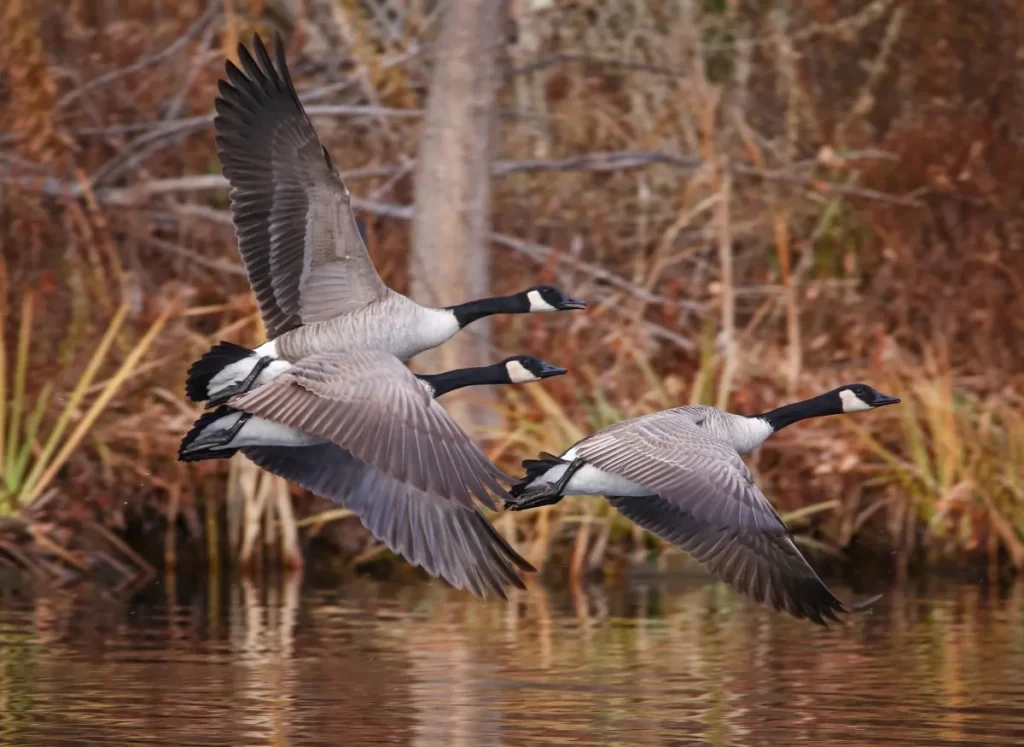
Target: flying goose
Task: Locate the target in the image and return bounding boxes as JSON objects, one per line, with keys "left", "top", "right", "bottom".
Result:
{"left": 179, "top": 352, "right": 566, "bottom": 597}
{"left": 505, "top": 383, "right": 900, "bottom": 623}
{"left": 188, "top": 34, "right": 584, "bottom": 406}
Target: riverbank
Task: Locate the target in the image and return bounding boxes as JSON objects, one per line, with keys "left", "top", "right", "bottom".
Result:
{"left": 2, "top": 0, "right": 1022, "bottom": 581}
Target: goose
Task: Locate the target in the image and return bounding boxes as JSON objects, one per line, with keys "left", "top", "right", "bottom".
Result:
{"left": 188, "top": 33, "right": 585, "bottom": 407}
{"left": 179, "top": 352, "right": 566, "bottom": 597}
{"left": 504, "top": 383, "right": 900, "bottom": 623}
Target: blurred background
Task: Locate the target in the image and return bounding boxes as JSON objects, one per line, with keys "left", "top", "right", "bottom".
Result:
{"left": 1, "top": 0, "right": 1023, "bottom": 595}
{"left": 3, "top": 2, "right": 1024, "bottom": 745}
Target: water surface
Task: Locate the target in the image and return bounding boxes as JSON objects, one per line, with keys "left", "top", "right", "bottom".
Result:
{"left": 0, "top": 572, "right": 1021, "bottom": 745}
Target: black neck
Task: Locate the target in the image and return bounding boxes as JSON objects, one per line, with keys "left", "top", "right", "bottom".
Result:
{"left": 447, "top": 295, "right": 527, "bottom": 328}
{"left": 751, "top": 392, "right": 842, "bottom": 432}
{"left": 416, "top": 362, "right": 508, "bottom": 398}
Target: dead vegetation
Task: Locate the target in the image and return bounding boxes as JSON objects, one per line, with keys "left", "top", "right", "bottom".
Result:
{"left": 1, "top": 0, "right": 1022, "bottom": 584}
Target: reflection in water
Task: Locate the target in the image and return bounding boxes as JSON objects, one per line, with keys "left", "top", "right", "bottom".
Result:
{"left": 0, "top": 573, "right": 1020, "bottom": 745}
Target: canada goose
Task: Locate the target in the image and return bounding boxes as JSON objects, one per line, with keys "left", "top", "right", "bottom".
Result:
{"left": 179, "top": 352, "right": 566, "bottom": 597}
{"left": 189, "top": 34, "right": 584, "bottom": 406}
{"left": 505, "top": 383, "right": 900, "bottom": 623}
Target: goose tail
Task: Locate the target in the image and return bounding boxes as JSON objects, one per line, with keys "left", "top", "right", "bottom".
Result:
{"left": 178, "top": 406, "right": 244, "bottom": 462}
{"left": 510, "top": 452, "right": 566, "bottom": 498}
{"left": 185, "top": 341, "right": 258, "bottom": 403}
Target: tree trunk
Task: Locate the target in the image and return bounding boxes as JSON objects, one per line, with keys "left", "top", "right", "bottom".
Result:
{"left": 409, "top": 0, "right": 508, "bottom": 431}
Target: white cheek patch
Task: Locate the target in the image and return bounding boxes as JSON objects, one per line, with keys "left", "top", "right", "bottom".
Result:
{"left": 526, "top": 290, "right": 557, "bottom": 312}
{"left": 840, "top": 389, "right": 872, "bottom": 413}
{"left": 505, "top": 360, "right": 538, "bottom": 383}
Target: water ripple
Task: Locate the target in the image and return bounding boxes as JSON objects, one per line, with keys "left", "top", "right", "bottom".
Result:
{"left": 0, "top": 576, "right": 1019, "bottom": 745}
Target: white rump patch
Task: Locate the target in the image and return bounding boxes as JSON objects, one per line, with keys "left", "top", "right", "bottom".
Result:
{"left": 208, "top": 356, "right": 259, "bottom": 395}
{"left": 254, "top": 340, "right": 279, "bottom": 358}
{"left": 232, "top": 417, "right": 326, "bottom": 449}
{"left": 840, "top": 389, "right": 872, "bottom": 413}
{"left": 526, "top": 290, "right": 557, "bottom": 312}
{"left": 539, "top": 447, "right": 648, "bottom": 497}
{"left": 206, "top": 341, "right": 292, "bottom": 399}
{"left": 505, "top": 360, "right": 538, "bottom": 384}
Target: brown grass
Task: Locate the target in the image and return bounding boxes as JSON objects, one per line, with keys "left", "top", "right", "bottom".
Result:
{"left": 1, "top": 0, "right": 1022, "bottom": 580}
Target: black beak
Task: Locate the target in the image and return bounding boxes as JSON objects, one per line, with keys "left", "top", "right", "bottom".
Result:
{"left": 872, "top": 392, "right": 901, "bottom": 407}
{"left": 537, "top": 361, "right": 567, "bottom": 378}
{"left": 557, "top": 295, "right": 587, "bottom": 310}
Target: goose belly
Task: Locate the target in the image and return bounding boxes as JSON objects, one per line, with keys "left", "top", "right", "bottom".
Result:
{"left": 536, "top": 457, "right": 650, "bottom": 497}
{"left": 230, "top": 415, "right": 326, "bottom": 449}
{"left": 277, "top": 303, "right": 459, "bottom": 362}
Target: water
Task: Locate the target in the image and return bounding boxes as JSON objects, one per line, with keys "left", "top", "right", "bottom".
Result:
{"left": 0, "top": 572, "right": 1021, "bottom": 746}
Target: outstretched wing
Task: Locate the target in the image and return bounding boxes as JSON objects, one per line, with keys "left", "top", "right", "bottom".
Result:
{"left": 215, "top": 33, "right": 387, "bottom": 338}
{"left": 245, "top": 443, "right": 532, "bottom": 598}
{"left": 575, "top": 411, "right": 788, "bottom": 534}
{"left": 609, "top": 494, "right": 845, "bottom": 624}
{"left": 229, "top": 350, "right": 512, "bottom": 510}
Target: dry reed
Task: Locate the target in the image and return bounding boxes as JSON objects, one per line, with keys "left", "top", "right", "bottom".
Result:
{"left": 0, "top": 0, "right": 1022, "bottom": 580}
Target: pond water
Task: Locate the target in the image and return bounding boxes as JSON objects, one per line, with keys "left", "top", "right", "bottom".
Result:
{"left": 0, "top": 571, "right": 1021, "bottom": 746}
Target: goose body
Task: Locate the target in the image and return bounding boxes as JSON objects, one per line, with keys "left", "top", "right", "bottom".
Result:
{"left": 190, "top": 34, "right": 584, "bottom": 405}
{"left": 179, "top": 352, "right": 566, "bottom": 598}
{"left": 507, "top": 384, "right": 900, "bottom": 623}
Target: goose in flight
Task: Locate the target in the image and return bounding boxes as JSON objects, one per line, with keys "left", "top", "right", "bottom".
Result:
{"left": 180, "top": 352, "right": 566, "bottom": 597}
{"left": 188, "top": 34, "right": 584, "bottom": 406}
{"left": 506, "top": 384, "right": 899, "bottom": 623}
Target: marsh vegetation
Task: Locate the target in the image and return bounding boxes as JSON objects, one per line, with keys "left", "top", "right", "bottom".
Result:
{"left": 1, "top": 0, "right": 1022, "bottom": 585}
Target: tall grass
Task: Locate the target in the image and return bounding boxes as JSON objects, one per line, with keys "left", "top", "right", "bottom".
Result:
{"left": 1, "top": 295, "right": 172, "bottom": 511}
{"left": 0, "top": 283, "right": 170, "bottom": 580}
{"left": 1, "top": 0, "right": 1023, "bottom": 580}
{"left": 847, "top": 356, "right": 1024, "bottom": 569}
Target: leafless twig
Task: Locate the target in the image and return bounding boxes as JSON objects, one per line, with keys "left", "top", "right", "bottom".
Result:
{"left": 5, "top": 147, "right": 915, "bottom": 207}
{"left": 55, "top": 1, "right": 223, "bottom": 111}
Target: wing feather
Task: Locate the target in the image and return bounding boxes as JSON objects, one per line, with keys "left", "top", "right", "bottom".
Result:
{"left": 229, "top": 351, "right": 511, "bottom": 509}
{"left": 245, "top": 443, "right": 531, "bottom": 598}
{"left": 574, "top": 413, "right": 787, "bottom": 534}
{"left": 215, "top": 33, "right": 387, "bottom": 338}
{"left": 609, "top": 494, "right": 844, "bottom": 624}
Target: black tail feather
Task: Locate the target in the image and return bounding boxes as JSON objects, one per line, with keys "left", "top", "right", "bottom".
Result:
{"left": 185, "top": 341, "right": 255, "bottom": 402}
{"left": 510, "top": 452, "right": 566, "bottom": 498}
{"left": 178, "top": 405, "right": 241, "bottom": 462}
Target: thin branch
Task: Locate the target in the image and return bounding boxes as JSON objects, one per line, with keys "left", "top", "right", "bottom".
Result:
{"left": 4, "top": 149, "right": 916, "bottom": 206}
{"left": 507, "top": 53, "right": 681, "bottom": 79}
{"left": 715, "top": 170, "right": 736, "bottom": 410}
{"left": 489, "top": 233, "right": 705, "bottom": 314}
{"left": 127, "top": 230, "right": 246, "bottom": 277}
{"left": 163, "top": 17, "right": 222, "bottom": 122}
{"left": 150, "top": 195, "right": 703, "bottom": 316}
{"left": 493, "top": 151, "right": 703, "bottom": 174}
{"left": 81, "top": 104, "right": 423, "bottom": 187}
{"left": 55, "top": 1, "right": 223, "bottom": 110}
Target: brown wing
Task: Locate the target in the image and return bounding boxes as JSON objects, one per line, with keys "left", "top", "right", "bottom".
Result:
{"left": 608, "top": 494, "right": 844, "bottom": 624}
{"left": 229, "top": 350, "right": 512, "bottom": 509}
{"left": 574, "top": 412, "right": 788, "bottom": 534}
{"left": 244, "top": 443, "right": 532, "bottom": 598}
{"left": 214, "top": 33, "right": 387, "bottom": 338}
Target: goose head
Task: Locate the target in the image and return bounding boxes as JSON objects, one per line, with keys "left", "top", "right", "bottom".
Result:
{"left": 834, "top": 383, "right": 901, "bottom": 413}
{"left": 752, "top": 382, "right": 901, "bottom": 439}
{"left": 522, "top": 285, "right": 587, "bottom": 312}
{"left": 502, "top": 355, "right": 567, "bottom": 384}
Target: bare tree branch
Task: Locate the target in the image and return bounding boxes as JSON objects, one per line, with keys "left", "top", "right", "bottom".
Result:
{"left": 55, "top": 1, "right": 223, "bottom": 110}
{"left": 2, "top": 148, "right": 916, "bottom": 207}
